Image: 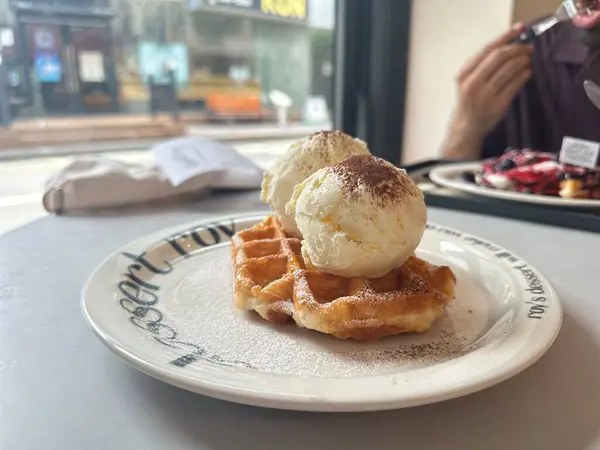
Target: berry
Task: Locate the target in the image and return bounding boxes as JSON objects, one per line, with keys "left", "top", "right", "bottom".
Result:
{"left": 495, "top": 158, "right": 516, "bottom": 172}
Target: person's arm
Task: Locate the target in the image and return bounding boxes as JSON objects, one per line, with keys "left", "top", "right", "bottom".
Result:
{"left": 443, "top": 103, "right": 515, "bottom": 161}
{"left": 441, "top": 116, "right": 487, "bottom": 160}
{"left": 441, "top": 25, "right": 533, "bottom": 160}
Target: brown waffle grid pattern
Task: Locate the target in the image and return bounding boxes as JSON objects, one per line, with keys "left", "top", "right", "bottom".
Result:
{"left": 232, "top": 216, "right": 457, "bottom": 341}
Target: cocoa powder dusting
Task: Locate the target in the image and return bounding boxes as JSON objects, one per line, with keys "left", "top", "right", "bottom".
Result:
{"left": 306, "top": 130, "right": 365, "bottom": 164}
{"left": 329, "top": 155, "right": 420, "bottom": 205}
{"left": 340, "top": 330, "right": 471, "bottom": 365}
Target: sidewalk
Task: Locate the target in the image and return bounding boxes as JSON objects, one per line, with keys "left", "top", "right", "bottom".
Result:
{"left": 187, "top": 123, "right": 329, "bottom": 141}
{"left": 0, "top": 114, "right": 185, "bottom": 149}
{"left": 0, "top": 120, "right": 329, "bottom": 161}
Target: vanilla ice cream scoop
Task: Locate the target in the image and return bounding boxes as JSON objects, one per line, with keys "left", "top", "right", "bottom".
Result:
{"left": 260, "top": 130, "right": 369, "bottom": 236}
{"left": 286, "top": 155, "right": 427, "bottom": 278}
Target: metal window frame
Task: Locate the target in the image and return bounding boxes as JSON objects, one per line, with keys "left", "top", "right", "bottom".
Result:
{"left": 333, "top": 0, "right": 412, "bottom": 165}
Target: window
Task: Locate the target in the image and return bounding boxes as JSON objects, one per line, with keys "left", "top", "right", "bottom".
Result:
{"left": 0, "top": 0, "right": 412, "bottom": 234}
{"left": 0, "top": 0, "right": 338, "bottom": 233}
{"left": 0, "top": 0, "right": 335, "bottom": 123}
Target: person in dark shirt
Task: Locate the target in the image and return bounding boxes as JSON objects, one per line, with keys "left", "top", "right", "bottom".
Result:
{"left": 441, "top": 11, "right": 600, "bottom": 160}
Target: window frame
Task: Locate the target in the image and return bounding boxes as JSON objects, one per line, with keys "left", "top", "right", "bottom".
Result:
{"left": 333, "top": 0, "right": 412, "bottom": 165}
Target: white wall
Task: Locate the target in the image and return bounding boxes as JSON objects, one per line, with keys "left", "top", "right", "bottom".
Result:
{"left": 402, "top": 0, "right": 514, "bottom": 163}
{"left": 512, "top": 0, "right": 556, "bottom": 23}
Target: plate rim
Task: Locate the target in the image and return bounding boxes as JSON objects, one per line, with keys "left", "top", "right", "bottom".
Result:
{"left": 82, "top": 212, "right": 563, "bottom": 412}
{"left": 429, "top": 162, "right": 600, "bottom": 208}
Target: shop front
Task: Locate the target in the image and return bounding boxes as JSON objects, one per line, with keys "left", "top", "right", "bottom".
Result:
{"left": 115, "top": 0, "right": 313, "bottom": 119}
{"left": 1, "top": 0, "right": 330, "bottom": 123}
{"left": 7, "top": 0, "right": 119, "bottom": 118}
{"left": 191, "top": 0, "right": 311, "bottom": 118}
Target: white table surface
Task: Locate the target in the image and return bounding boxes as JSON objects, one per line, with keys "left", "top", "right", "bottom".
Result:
{"left": 1, "top": 190, "right": 600, "bottom": 450}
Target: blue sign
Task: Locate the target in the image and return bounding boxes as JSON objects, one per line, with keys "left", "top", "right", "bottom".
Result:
{"left": 35, "top": 52, "right": 62, "bottom": 82}
{"left": 138, "top": 42, "right": 189, "bottom": 85}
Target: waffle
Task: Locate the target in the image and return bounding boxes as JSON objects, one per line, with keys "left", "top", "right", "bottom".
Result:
{"left": 231, "top": 216, "right": 457, "bottom": 342}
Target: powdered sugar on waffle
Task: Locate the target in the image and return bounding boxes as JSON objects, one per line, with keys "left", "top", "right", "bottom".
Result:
{"left": 163, "top": 247, "right": 492, "bottom": 378}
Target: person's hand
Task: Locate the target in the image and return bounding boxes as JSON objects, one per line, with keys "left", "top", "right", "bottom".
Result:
{"left": 442, "top": 25, "right": 533, "bottom": 159}
{"left": 454, "top": 24, "right": 533, "bottom": 138}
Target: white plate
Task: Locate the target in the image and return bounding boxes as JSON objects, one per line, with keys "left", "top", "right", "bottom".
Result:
{"left": 82, "top": 213, "right": 562, "bottom": 412}
{"left": 429, "top": 162, "right": 600, "bottom": 208}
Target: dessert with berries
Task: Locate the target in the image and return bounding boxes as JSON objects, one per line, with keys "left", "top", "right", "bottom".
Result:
{"left": 474, "top": 149, "right": 600, "bottom": 199}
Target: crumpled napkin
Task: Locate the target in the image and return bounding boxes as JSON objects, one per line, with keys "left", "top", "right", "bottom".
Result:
{"left": 42, "top": 137, "right": 264, "bottom": 213}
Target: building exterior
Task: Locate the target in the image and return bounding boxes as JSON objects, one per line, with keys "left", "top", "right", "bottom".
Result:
{"left": 0, "top": 0, "right": 335, "bottom": 122}
{"left": 2, "top": 0, "right": 118, "bottom": 117}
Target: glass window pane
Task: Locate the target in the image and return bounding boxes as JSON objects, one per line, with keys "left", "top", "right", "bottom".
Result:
{"left": 0, "top": 0, "right": 337, "bottom": 233}
{"left": 0, "top": 0, "right": 335, "bottom": 122}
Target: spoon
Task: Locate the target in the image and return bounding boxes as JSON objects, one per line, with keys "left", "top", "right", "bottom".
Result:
{"left": 513, "top": 0, "right": 579, "bottom": 43}
{"left": 584, "top": 80, "right": 600, "bottom": 111}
